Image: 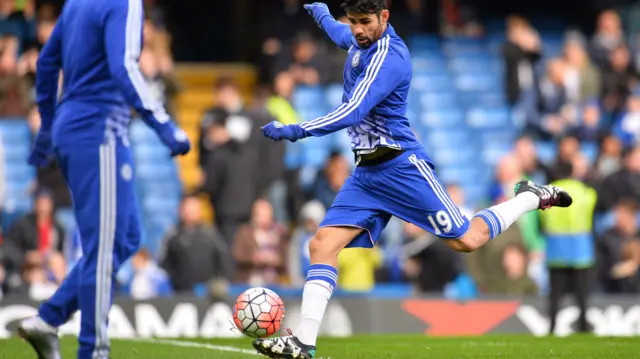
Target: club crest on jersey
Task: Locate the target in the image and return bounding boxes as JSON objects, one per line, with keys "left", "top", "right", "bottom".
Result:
{"left": 352, "top": 50, "right": 361, "bottom": 67}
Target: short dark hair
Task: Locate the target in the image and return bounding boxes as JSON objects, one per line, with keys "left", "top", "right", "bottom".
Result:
{"left": 341, "top": 0, "right": 387, "bottom": 14}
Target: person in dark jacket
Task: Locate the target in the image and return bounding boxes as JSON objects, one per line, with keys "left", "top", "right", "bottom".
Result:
{"left": 1, "top": 188, "right": 66, "bottom": 293}
{"left": 597, "top": 146, "right": 640, "bottom": 212}
{"left": 502, "top": 15, "right": 542, "bottom": 106}
{"left": 200, "top": 112, "right": 261, "bottom": 247}
{"left": 158, "top": 195, "right": 233, "bottom": 294}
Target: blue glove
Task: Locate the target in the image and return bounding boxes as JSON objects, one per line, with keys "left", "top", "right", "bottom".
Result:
{"left": 155, "top": 122, "right": 191, "bottom": 157}
{"left": 261, "top": 121, "right": 308, "bottom": 142}
{"left": 304, "top": 2, "right": 331, "bottom": 30}
{"left": 27, "top": 131, "right": 54, "bottom": 167}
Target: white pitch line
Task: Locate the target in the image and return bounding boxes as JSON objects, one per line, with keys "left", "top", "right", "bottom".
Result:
{"left": 133, "top": 338, "right": 260, "bottom": 356}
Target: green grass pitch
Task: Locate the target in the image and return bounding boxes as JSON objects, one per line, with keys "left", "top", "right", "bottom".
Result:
{"left": 1, "top": 334, "right": 639, "bottom": 358}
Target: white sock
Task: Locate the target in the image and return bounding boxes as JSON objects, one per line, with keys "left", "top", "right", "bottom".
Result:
{"left": 295, "top": 264, "right": 337, "bottom": 346}
{"left": 474, "top": 192, "right": 539, "bottom": 239}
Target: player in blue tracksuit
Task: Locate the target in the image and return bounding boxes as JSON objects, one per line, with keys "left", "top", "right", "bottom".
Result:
{"left": 17, "top": 0, "right": 190, "bottom": 358}
{"left": 253, "top": 1, "right": 573, "bottom": 358}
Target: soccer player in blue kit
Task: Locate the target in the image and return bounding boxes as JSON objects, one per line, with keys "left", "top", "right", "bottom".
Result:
{"left": 16, "top": 0, "right": 190, "bottom": 358}
{"left": 254, "top": 1, "right": 573, "bottom": 358}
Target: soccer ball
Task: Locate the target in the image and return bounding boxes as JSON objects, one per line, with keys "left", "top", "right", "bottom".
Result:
{"left": 233, "top": 287, "right": 286, "bottom": 338}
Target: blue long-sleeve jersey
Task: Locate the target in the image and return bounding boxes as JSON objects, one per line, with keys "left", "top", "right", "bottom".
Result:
{"left": 36, "top": 0, "right": 169, "bottom": 148}
{"left": 299, "top": 19, "right": 422, "bottom": 154}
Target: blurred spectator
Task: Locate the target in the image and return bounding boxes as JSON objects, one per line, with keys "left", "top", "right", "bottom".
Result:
{"left": 0, "top": 250, "right": 4, "bottom": 300}
{"left": 445, "top": 183, "right": 475, "bottom": 218}
{"left": 323, "top": 15, "right": 349, "bottom": 84}
{"left": 531, "top": 59, "right": 574, "bottom": 140}
{"left": 613, "top": 88, "right": 640, "bottom": 148}
{"left": 489, "top": 154, "right": 523, "bottom": 204}
{"left": 128, "top": 248, "right": 172, "bottom": 300}
{"left": 272, "top": 32, "right": 329, "bottom": 86}
{"left": 563, "top": 37, "right": 601, "bottom": 104}
{"left": 310, "top": 152, "right": 350, "bottom": 210}
{"left": 158, "top": 195, "right": 232, "bottom": 294}
{"left": 199, "top": 110, "right": 261, "bottom": 244}
{"left": 595, "top": 135, "right": 623, "bottom": 178}
{"left": 589, "top": 10, "right": 625, "bottom": 70}
{"left": 254, "top": 0, "right": 321, "bottom": 84}
{"left": 402, "top": 221, "right": 464, "bottom": 294}
{"left": 338, "top": 246, "right": 382, "bottom": 292}
{"left": 288, "top": 200, "right": 325, "bottom": 287}
{"left": 492, "top": 242, "right": 538, "bottom": 295}
{"left": 233, "top": 199, "right": 288, "bottom": 286}
{"left": 539, "top": 154, "right": 598, "bottom": 335}
{"left": 502, "top": 15, "right": 542, "bottom": 106}
{"left": 265, "top": 71, "right": 299, "bottom": 126}
{"left": 12, "top": 251, "right": 58, "bottom": 301}
{"left": 488, "top": 154, "right": 545, "bottom": 286}
{"left": 601, "top": 44, "right": 638, "bottom": 116}
{"left": 139, "top": 17, "right": 180, "bottom": 117}
{"left": 27, "top": 105, "right": 72, "bottom": 207}
{"left": 549, "top": 135, "right": 580, "bottom": 181}
{"left": 570, "top": 100, "right": 607, "bottom": 144}
{"left": 198, "top": 78, "right": 281, "bottom": 199}
{"left": 596, "top": 200, "right": 639, "bottom": 293}
{"left": 608, "top": 238, "right": 640, "bottom": 293}
{"left": 597, "top": 146, "right": 640, "bottom": 212}
{"left": 513, "top": 135, "right": 552, "bottom": 184}
{"left": 1, "top": 188, "right": 66, "bottom": 292}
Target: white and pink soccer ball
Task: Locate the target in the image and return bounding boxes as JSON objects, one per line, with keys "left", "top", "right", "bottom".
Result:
{"left": 233, "top": 287, "right": 286, "bottom": 338}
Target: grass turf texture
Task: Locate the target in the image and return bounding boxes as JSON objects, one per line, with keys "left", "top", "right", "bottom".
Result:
{"left": 1, "top": 334, "right": 639, "bottom": 358}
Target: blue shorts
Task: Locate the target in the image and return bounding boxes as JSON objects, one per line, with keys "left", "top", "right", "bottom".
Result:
{"left": 320, "top": 147, "right": 471, "bottom": 248}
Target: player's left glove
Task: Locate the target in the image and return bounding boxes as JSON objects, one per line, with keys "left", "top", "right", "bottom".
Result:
{"left": 27, "top": 131, "right": 54, "bottom": 167}
{"left": 261, "top": 121, "right": 308, "bottom": 142}
{"left": 156, "top": 122, "right": 192, "bottom": 157}
{"left": 304, "top": 2, "right": 331, "bottom": 30}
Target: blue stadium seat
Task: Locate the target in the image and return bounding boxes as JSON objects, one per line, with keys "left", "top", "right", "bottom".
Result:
{"left": 430, "top": 147, "right": 476, "bottom": 167}
{"left": 55, "top": 208, "right": 77, "bottom": 236}
{"left": 466, "top": 106, "right": 512, "bottom": 129}
{"left": 478, "top": 130, "right": 517, "bottom": 146}
{"left": 442, "top": 42, "right": 487, "bottom": 56}
{"left": 142, "top": 196, "right": 180, "bottom": 215}
{"left": 424, "top": 129, "right": 473, "bottom": 151}
{"left": 463, "top": 184, "right": 489, "bottom": 207}
{"left": 300, "top": 139, "right": 331, "bottom": 169}
{"left": 140, "top": 181, "right": 182, "bottom": 199}
{"left": 5, "top": 163, "right": 35, "bottom": 182}
{"left": 412, "top": 74, "right": 455, "bottom": 93}
{"left": 0, "top": 120, "right": 30, "bottom": 146}
{"left": 448, "top": 57, "right": 503, "bottom": 74}
{"left": 409, "top": 34, "right": 440, "bottom": 51}
{"left": 133, "top": 143, "right": 172, "bottom": 163}
{"left": 325, "top": 84, "right": 344, "bottom": 109}
{"left": 284, "top": 141, "right": 302, "bottom": 169}
{"left": 535, "top": 141, "right": 558, "bottom": 164}
{"left": 482, "top": 143, "right": 513, "bottom": 166}
{"left": 293, "top": 86, "right": 326, "bottom": 110}
{"left": 420, "top": 109, "right": 465, "bottom": 129}
{"left": 455, "top": 74, "right": 500, "bottom": 92}
{"left": 419, "top": 92, "right": 459, "bottom": 111}
{"left": 129, "top": 120, "right": 161, "bottom": 145}
{"left": 135, "top": 162, "right": 177, "bottom": 181}
{"left": 411, "top": 55, "right": 447, "bottom": 73}
{"left": 435, "top": 167, "right": 484, "bottom": 187}
{"left": 2, "top": 144, "right": 29, "bottom": 163}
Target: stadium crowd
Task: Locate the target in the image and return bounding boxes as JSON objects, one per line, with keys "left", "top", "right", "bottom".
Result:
{"left": 0, "top": 0, "right": 639, "bottom": 306}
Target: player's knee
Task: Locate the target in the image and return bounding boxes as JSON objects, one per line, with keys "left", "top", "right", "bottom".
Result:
{"left": 308, "top": 228, "right": 342, "bottom": 260}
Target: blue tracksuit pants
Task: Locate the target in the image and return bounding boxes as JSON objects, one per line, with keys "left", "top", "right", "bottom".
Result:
{"left": 38, "top": 137, "right": 141, "bottom": 359}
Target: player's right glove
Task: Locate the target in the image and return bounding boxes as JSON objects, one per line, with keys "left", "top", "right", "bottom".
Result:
{"left": 27, "top": 131, "right": 53, "bottom": 167}
{"left": 304, "top": 2, "right": 331, "bottom": 30}
{"left": 155, "top": 122, "right": 191, "bottom": 157}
